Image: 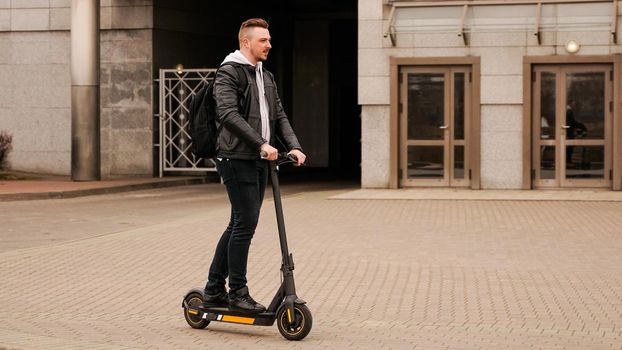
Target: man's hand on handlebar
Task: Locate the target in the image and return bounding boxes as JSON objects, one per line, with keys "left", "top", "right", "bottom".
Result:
{"left": 288, "top": 149, "right": 306, "bottom": 167}
{"left": 260, "top": 145, "right": 306, "bottom": 166}
{"left": 260, "top": 143, "right": 278, "bottom": 161}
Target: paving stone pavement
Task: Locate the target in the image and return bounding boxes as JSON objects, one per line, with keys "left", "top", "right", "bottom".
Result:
{"left": 1, "top": 183, "right": 622, "bottom": 349}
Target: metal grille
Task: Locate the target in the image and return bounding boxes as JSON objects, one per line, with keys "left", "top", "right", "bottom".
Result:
{"left": 157, "top": 68, "right": 217, "bottom": 177}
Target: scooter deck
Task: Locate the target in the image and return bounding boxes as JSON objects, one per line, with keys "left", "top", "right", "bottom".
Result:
{"left": 191, "top": 306, "right": 276, "bottom": 326}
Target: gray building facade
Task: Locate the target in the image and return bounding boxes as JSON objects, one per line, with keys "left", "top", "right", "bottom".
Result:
{"left": 1, "top": 0, "right": 359, "bottom": 178}
{"left": 360, "top": 0, "right": 622, "bottom": 190}
{"left": 1, "top": 0, "right": 153, "bottom": 176}
{"left": 5, "top": 0, "right": 618, "bottom": 191}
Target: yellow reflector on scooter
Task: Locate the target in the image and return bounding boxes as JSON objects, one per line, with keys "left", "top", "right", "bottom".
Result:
{"left": 222, "top": 315, "right": 255, "bottom": 324}
{"left": 187, "top": 309, "right": 198, "bottom": 315}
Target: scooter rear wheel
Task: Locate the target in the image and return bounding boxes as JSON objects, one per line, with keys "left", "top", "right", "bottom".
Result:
{"left": 183, "top": 293, "right": 209, "bottom": 329}
{"left": 276, "top": 304, "right": 312, "bottom": 340}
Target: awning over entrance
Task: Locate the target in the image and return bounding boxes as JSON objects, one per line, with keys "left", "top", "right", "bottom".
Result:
{"left": 384, "top": 0, "right": 618, "bottom": 46}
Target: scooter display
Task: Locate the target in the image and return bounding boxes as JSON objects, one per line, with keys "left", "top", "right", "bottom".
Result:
{"left": 182, "top": 153, "right": 312, "bottom": 341}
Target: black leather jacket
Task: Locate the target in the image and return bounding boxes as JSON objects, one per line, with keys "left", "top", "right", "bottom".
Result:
{"left": 214, "top": 63, "right": 302, "bottom": 160}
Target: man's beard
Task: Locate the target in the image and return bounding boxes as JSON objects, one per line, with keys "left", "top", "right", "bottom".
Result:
{"left": 254, "top": 50, "right": 269, "bottom": 62}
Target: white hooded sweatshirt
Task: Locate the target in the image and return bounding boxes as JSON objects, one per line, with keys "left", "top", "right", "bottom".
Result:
{"left": 221, "top": 50, "right": 270, "bottom": 143}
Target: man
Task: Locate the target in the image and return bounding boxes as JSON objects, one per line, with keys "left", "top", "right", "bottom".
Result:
{"left": 204, "top": 18, "right": 306, "bottom": 313}
{"left": 565, "top": 99, "right": 587, "bottom": 165}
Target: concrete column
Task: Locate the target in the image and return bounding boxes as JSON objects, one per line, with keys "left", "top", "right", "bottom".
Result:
{"left": 71, "top": 0, "right": 100, "bottom": 181}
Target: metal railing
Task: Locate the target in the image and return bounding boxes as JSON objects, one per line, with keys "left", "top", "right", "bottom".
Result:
{"left": 384, "top": 0, "right": 618, "bottom": 45}
{"left": 156, "top": 68, "right": 217, "bottom": 177}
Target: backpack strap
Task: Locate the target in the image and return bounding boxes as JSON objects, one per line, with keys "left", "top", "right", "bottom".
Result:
{"left": 219, "top": 62, "right": 251, "bottom": 118}
{"left": 220, "top": 62, "right": 248, "bottom": 95}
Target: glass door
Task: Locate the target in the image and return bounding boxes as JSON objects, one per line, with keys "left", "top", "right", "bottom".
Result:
{"left": 400, "top": 67, "right": 471, "bottom": 187}
{"left": 533, "top": 65, "right": 612, "bottom": 188}
{"left": 533, "top": 67, "right": 560, "bottom": 187}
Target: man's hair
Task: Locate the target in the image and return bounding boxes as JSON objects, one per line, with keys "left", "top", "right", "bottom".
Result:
{"left": 238, "top": 18, "right": 269, "bottom": 42}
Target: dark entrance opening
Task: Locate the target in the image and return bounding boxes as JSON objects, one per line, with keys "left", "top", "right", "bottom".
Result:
{"left": 153, "top": 1, "right": 360, "bottom": 181}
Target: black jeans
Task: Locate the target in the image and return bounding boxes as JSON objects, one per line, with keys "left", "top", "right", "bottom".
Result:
{"left": 205, "top": 158, "right": 269, "bottom": 295}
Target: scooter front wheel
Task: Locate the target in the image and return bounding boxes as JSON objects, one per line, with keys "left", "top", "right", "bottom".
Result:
{"left": 276, "top": 304, "right": 312, "bottom": 340}
{"left": 183, "top": 292, "right": 209, "bottom": 329}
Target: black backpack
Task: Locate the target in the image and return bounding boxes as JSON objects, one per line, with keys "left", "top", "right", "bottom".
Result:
{"left": 188, "top": 63, "right": 248, "bottom": 159}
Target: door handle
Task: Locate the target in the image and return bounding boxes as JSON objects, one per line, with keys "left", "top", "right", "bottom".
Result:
{"left": 562, "top": 125, "right": 570, "bottom": 129}
{"left": 439, "top": 125, "right": 449, "bottom": 129}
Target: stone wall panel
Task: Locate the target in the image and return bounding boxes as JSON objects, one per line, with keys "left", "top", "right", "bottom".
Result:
{"left": 111, "top": 0, "right": 152, "bottom": 6}
{"left": 0, "top": 40, "right": 9, "bottom": 63}
{"left": 359, "top": 76, "right": 389, "bottom": 105}
{"left": 481, "top": 131, "right": 522, "bottom": 162}
{"left": 11, "top": 9, "right": 49, "bottom": 31}
{"left": 109, "top": 107, "right": 151, "bottom": 130}
{"left": 361, "top": 105, "right": 391, "bottom": 188}
{"left": 481, "top": 105, "right": 523, "bottom": 133}
{"left": 103, "top": 63, "right": 151, "bottom": 108}
{"left": 359, "top": 0, "right": 382, "bottom": 21}
{"left": 110, "top": 129, "right": 152, "bottom": 174}
{"left": 101, "top": 6, "right": 112, "bottom": 29}
{"left": 48, "top": 107, "right": 70, "bottom": 152}
{"left": 10, "top": 108, "right": 54, "bottom": 152}
{"left": 481, "top": 75, "right": 523, "bottom": 104}
{"left": 50, "top": 7, "right": 69, "bottom": 30}
{"left": 11, "top": 0, "right": 50, "bottom": 9}
{"left": 48, "top": 33, "right": 69, "bottom": 64}
{"left": 101, "top": 107, "right": 112, "bottom": 129}
{"left": 1, "top": 22, "right": 152, "bottom": 176}
{"left": 473, "top": 47, "right": 525, "bottom": 76}
{"left": 111, "top": 5, "right": 152, "bottom": 29}
{"left": 99, "top": 27, "right": 153, "bottom": 176}
{"left": 0, "top": 86, "right": 13, "bottom": 107}
{"left": 9, "top": 41, "right": 51, "bottom": 64}
{"left": 10, "top": 150, "right": 69, "bottom": 174}
{"left": 100, "top": 128, "right": 111, "bottom": 176}
{"left": 358, "top": 19, "right": 383, "bottom": 49}
{"left": 481, "top": 159, "right": 523, "bottom": 189}
{"left": 0, "top": 9, "right": 9, "bottom": 31}
{"left": 103, "top": 28, "right": 151, "bottom": 41}
{"left": 50, "top": 0, "right": 70, "bottom": 7}
{"left": 101, "top": 38, "right": 151, "bottom": 63}
{"left": 0, "top": 107, "right": 13, "bottom": 129}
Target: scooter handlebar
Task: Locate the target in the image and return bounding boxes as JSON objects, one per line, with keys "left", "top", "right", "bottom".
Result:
{"left": 260, "top": 151, "right": 303, "bottom": 166}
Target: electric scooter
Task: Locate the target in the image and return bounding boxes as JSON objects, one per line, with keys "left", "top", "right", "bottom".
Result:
{"left": 182, "top": 153, "right": 312, "bottom": 341}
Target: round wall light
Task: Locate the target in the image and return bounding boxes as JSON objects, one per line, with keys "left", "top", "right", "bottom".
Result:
{"left": 565, "top": 40, "right": 580, "bottom": 54}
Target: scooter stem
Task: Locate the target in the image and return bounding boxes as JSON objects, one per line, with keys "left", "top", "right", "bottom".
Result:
{"left": 269, "top": 161, "right": 292, "bottom": 270}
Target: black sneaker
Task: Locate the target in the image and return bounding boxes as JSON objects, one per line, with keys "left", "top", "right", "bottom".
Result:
{"left": 228, "top": 286, "right": 266, "bottom": 314}
{"left": 202, "top": 290, "right": 229, "bottom": 308}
